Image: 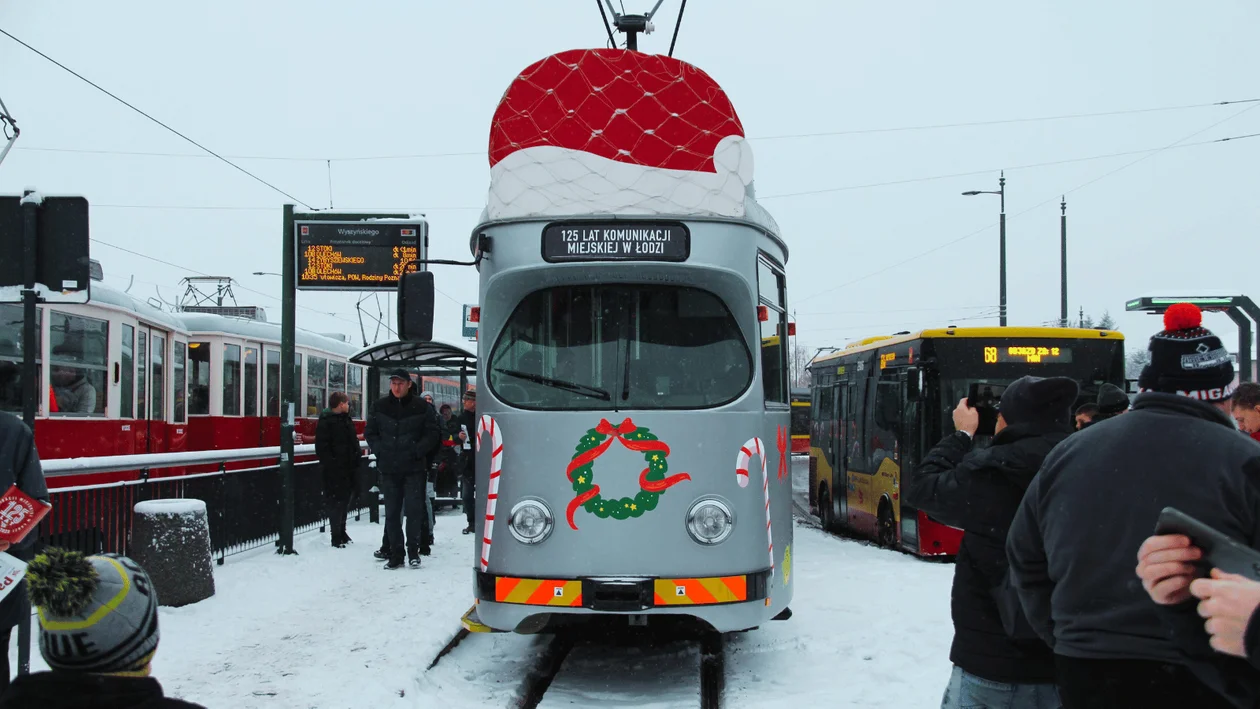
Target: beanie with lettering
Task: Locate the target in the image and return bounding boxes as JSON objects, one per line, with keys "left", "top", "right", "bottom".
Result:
{"left": 28, "top": 549, "right": 160, "bottom": 675}
{"left": 1138, "top": 303, "right": 1236, "bottom": 401}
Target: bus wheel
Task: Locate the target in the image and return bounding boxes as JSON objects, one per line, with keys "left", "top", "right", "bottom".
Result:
{"left": 817, "top": 486, "right": 833, "bottom": 531}
{"left": 877, "top": 502, "right": 896, "bottom": 548}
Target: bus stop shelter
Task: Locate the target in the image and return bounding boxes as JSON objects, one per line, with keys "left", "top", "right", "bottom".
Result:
{"left": 349, "top": 340, "right": 478, "bottom": 393}
{"left": 1126, "top": 295, "right": 1259, "bottom": 383}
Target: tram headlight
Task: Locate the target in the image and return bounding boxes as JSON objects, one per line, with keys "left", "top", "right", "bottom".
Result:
{"left": 686, "top": 498, "right": 734, "bottom": 545}
{"left": 508, "top": 499, "right": 554, "bottom": 545}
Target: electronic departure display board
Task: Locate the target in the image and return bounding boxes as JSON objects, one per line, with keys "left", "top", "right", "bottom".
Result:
{"left": 541, "top": 222, "right": 689, "bottom": 263}
{"left": 982, "top": 345, "right": 1074, "bottom": 364}
{"left": 296, "top": 220, "right": 425, "bottom": 291}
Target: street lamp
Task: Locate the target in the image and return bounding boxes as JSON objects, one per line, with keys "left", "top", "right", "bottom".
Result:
{"left": 252, "top": 271, "right": 281, "bottom": 277}
{"left": 962, "top": 171, "right": 1007, "bottom": 327}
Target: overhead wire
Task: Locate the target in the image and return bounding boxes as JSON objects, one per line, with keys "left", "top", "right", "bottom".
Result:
{"left": 795, "top": 102, "right": 1260, "bottom": 307}
{"left": 668, "top": 0, "right": 686, "bottom": 57}
{"left": 0, "top": 27, "right": 316, "bottom": 209}
{"left": 12, "top": 98, "right": 1260, "bottom": 163}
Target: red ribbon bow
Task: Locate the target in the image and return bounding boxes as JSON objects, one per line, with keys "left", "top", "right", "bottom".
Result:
{"left": 564, "top": 418, "right": 691, "bottom": 529}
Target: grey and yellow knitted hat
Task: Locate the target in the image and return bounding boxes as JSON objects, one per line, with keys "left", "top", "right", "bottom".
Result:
{"left": 28, "top": 549, "right": 160, "bottom": 675}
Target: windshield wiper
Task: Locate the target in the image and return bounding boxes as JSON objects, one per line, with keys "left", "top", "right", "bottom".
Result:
{"left": 494, "top": 367, "right": 611, "bottom": 401}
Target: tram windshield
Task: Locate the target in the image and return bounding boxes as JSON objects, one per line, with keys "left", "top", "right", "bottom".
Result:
{"left": 488, "top": 285, "right": 752, "bottom": 410}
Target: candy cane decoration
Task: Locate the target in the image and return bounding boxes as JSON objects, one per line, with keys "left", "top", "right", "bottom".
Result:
{"left": 475, "top": 415, "right": 503, "bottom": 572}
{"left": 736, "top": 437, "right": 774, "bottom": 571}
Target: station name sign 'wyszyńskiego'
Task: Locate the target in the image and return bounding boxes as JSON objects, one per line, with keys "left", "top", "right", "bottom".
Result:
{"left": 542, "top": 223, "right": 690, "bottom": 263}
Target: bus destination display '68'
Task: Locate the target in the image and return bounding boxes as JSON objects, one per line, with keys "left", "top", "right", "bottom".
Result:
{"left": 542, "top": 222, "right": 689, "bottom": 263}
{"left": 296, "top": 220, "right": 425, "bottom": 290}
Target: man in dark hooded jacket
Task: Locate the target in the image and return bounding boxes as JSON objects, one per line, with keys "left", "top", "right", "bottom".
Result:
{"left": 1008, "top": 303, "right": 1255, "bottom": 707}
{"left": 906, "top": 375, "right": 1077, "bottom": 709}
{"left": 315, "top": 392, "right": 361, "bottom": 548}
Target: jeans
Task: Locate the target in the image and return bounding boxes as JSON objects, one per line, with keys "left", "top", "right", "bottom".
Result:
{"left": 941, "top": 665, "right": 1060, "bottom": 709}
{"left": 381, "top": 473, "right": 425, "bottom": 561}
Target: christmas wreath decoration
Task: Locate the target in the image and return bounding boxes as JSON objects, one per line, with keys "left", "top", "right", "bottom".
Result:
{"left": 565, "top": 418, "right": 691, "bottom": 529}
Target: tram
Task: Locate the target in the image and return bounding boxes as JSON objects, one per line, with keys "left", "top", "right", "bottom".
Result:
{"left": 807, "top": 326, "right": 1125, "bottom": 556}
{"left": 0, "top": 265, "right": 468, "bottom": 489}
{"left": 459, "top": 47, "right": 793, "bottom": 634}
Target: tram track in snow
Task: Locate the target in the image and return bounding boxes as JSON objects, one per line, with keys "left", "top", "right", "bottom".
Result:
{"left": 424, "top": 621, "right": 726, "bottom": 708}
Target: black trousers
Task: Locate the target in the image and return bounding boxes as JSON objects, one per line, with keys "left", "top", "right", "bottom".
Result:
{"left": 462, "top": 470, "right": 475, "bottom": 529}
{"left": 324, "top": 489, "right": 351, "bottom": 543}
{"left": 1055, "top": 655, "right": 1233, "bottom": 709}
{"left": 381, "top": 473, "right": 425, "bottom": 561}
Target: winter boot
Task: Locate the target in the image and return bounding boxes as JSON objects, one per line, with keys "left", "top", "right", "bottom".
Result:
{"left": 462, "top": 526, "right": 473, "bottom": 535}
{"left": 384, "top": 558, "right": 405, "bottom": 570}
{"left": 373, "top": 548, "right": 389, "bottom": 561}
{"left": 408, "top": 554, "right": 421, "bottom": 568}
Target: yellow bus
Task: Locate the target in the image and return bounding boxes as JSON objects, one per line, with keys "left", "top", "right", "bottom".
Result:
{"left": 807, "top": 326, "right": 1125, "bottom": 556}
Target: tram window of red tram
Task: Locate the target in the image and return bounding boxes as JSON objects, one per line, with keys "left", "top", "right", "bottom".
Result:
{"left": 49, "top": 311, "right": 108, "bottom": 416}
{"left": 0, "top": 305, "right": 41, "bottom": 414}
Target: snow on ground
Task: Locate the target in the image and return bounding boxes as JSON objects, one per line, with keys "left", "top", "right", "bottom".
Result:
{"left": 11, "top": 509, "right": 957, "bottom": 708}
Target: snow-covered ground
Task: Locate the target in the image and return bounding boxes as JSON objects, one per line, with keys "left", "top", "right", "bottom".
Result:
{"left": 11, "top": 509, "right": 955, "bottom": 708}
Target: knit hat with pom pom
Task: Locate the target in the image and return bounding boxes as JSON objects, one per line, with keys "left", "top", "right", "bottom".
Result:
{"left": 1139, "top": 302, "right": 1236, "bottom": 402}
{"left": 28, "top": 549, "right": 160, "bottom": 675}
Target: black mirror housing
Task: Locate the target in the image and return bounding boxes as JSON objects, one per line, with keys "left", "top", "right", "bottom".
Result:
{"left": 398, "top": 271, "right": 435, "bottom": 342}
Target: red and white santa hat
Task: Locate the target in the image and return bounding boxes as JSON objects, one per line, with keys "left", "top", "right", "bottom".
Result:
{"left": 484, "top": 48, "right": 776, "bottom": 232}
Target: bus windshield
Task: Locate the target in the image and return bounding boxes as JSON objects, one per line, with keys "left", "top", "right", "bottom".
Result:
{"left": 488, "top": 284, "right": 752, "bottom": 410}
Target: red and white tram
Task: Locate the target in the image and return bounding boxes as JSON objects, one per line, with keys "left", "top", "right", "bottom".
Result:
{"left": 0, "top": 266, "right": 470, "bottom": 489}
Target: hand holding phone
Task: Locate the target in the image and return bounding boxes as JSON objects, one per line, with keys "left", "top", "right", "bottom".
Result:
{"left": 1153, "top": 507, "right": 1260, "bottom": 582}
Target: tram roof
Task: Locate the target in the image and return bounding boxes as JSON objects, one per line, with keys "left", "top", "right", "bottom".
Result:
{"left": 811, "top": 326, "right": 1126, "bottom": 366}
{"left": 348, "top": 339, "right": 477, "bottom": 375}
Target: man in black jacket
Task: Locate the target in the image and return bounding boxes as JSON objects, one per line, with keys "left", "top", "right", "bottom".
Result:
{"left": 316, "top": 392, "right": 361, "bottom": 548}
{"left": 364, "top": 369, "right": 441, "bottom": 569}
{"left": 906, "top": 375, "right": 1076, "bottom": 709}
{"left": 0, "top": 412, "right": 50, "bottom": 694}
{"left": 1008, "top": 303, "right": 1256, "bottom": 708}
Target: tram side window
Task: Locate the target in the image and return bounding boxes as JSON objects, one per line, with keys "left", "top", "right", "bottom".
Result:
{"left": 846, "top": 379, "right": 867, "bottom": 473}
{"left": 173, "top": 342, "right": 187, "bottom": 423}
{"left": 307, "top": 356, "right": 327, "bottom": 416}
{"left": 265, "top": 349, "right": 280, "bottom": 417}
{"left": 244, "top": 347, "right": 258, "bottom": 417}
{"left": 151, "top": 336, "right": 165, "bottom": 421}
{"left": 223, "top": 344, "right": 241, "bottom": 416}
{"left": 757, "top": 258, "right": 789, "bottom": 404}
{"left": 120, "top": 324, "right": 134, "bottom": 419}
{"left": 328, "top": 361, "right": 346, "bottom": 402}
{"left": 0, "top": 305, "right": 39, "bottom": 414}
{"left": 188, "top": 342, "right": 210, "bottom": 415}
{"left": 347, "top": 365, "right": 363, "bottom": 418}
{"left": 49, "top": 311, "right": 107, "bottom": 416}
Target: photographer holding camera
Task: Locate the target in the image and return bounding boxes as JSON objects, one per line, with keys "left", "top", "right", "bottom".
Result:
{"left": 906, "top": 375, "right": 1078, "bottom": 709}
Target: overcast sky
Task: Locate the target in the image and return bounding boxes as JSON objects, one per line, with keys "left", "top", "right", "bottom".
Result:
{"left": 2, "top": 1, "right": 1258, "bottom": 360}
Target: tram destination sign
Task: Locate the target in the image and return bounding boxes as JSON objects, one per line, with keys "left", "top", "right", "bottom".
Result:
{"left": 542, "top": 223, "right": 689, "bottom": 263}
{"left": 296, "top": 220, "right": 424, "bottom": 291}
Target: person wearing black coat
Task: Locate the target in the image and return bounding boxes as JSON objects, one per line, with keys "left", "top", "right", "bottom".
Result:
{"left": 906, "top": 375, "right": 1077, "bottom": 709}
{"left": 0, "top": 412, "right": 49, "bottom": 695}
{"left": 315, "top": 391, "right": 361, "bottom": 548}
{"left": 1008, "top": 303, "right": 1253, "bottom": 708}
{"left": 364, "top": 369, "right": 441, "bottom": 569}
{"left": 454, "top": 390, "right": 477, "bottom": 534}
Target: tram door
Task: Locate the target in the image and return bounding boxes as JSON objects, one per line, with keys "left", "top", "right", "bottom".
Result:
{"left": 135, "top": 329, "right": 167, "bottom": 453}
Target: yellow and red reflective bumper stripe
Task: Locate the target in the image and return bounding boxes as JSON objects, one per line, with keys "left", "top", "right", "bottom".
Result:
{"left": 494, "top": 577, "right": 583, "bottom": 607}
{"left": 652, "top": 576, "right": 748, "bottom": 606}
